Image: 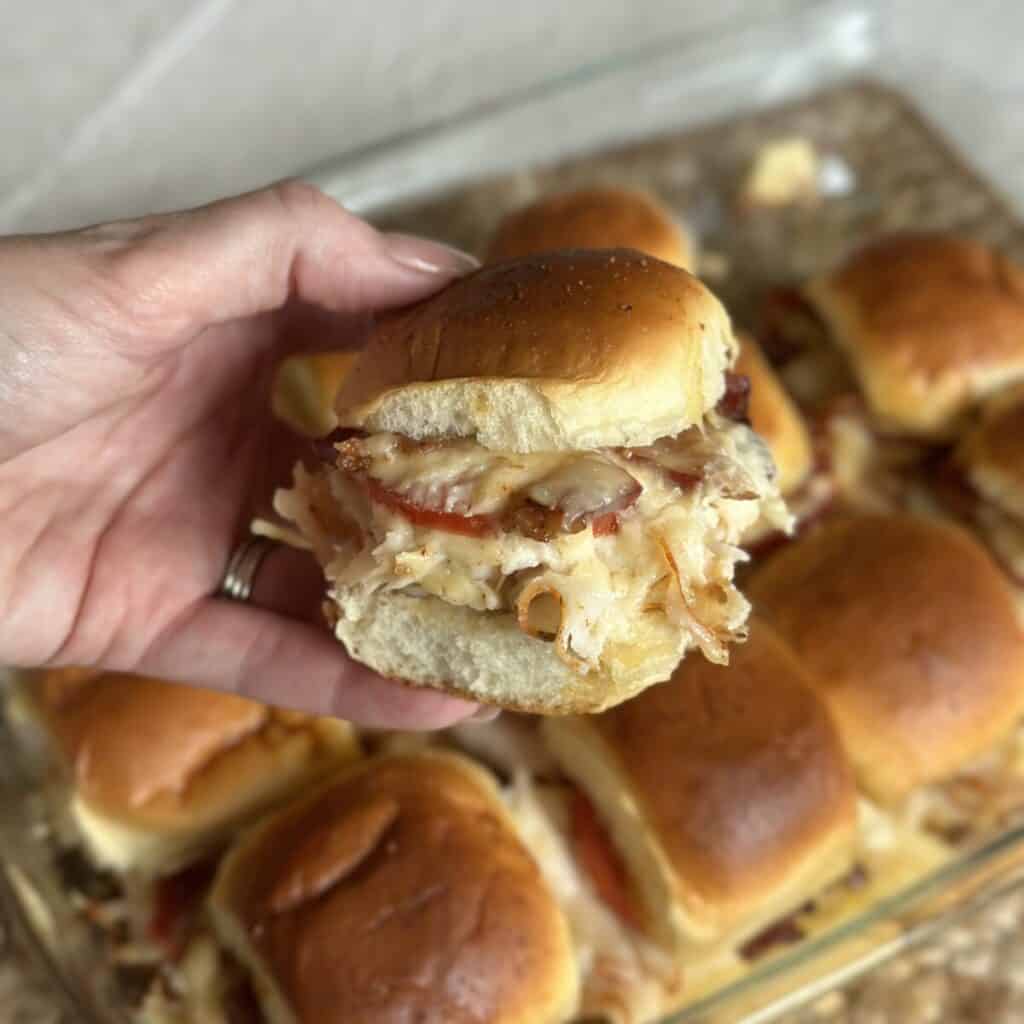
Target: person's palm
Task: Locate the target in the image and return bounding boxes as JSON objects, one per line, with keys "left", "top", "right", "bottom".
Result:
{"left": 0, "top": 184, "right": 478, "bottom": 727}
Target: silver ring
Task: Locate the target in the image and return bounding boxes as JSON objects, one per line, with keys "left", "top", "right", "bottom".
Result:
{"left": 218, "top": 536, "right": 278, "bottom": 602}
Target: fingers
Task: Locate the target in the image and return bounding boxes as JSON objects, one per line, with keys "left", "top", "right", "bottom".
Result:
{"left": 75, "top": 184, "right": 479, "bottom": 356}
{"left": 136, "top": 594, "right": 480, "bottom": 730}
{"left": 248, "top": 542, "right": 330, "bottom": 623}
{"left": 8, "top": 181, "right": 478, "bottom": 356}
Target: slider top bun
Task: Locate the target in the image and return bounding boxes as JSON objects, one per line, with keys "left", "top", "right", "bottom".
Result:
{"left": 336, "top": 249, "right": 736, "bottom": 453}
{"left": 485, "top": 186, "right": 695, "bottom": 270}
{"left": 957, "top": 382, "right": 1024, "bottom": 522}
{"left": 25, "top": 670, "right": 358, "bottom": 876}
{"left": 542, "top": 620, "right": 856, "bottom": 950}
{"left": 803, "top": 234, "right": 1024, "bottom": 437}
{"left": 748, "top": 514, "right": 1024, "bottom": 805}
{"left": 210, "top": 752, "right": 578, "bottom": 1024}
{"left": 735, "top": 334, "right": 814, "bottom": 496}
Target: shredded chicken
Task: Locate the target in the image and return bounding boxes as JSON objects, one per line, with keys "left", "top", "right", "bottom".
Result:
{"left": 276, "top": 414, "right": 790, "bottom": 674}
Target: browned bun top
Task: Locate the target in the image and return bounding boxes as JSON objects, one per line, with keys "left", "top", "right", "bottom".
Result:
{"left": 734, "top": 333, "right": 814, "bottom": 495}
{"left": 804, "top": 234, "right": 1024, "bottom": 437}
{"left": 32, "top": 669, "right": 350, "bottom": 830}
{"left": 590, "top": 618, "right": 855, "bottom": 922}
{"left": 336, "top": 248, "right": 735, "bottom": 452}
{"left": 213, "top": 753, "right": 576, "bottom": 1024}
{"left": 485, "top": 186, "right": 694, "bottom": 269}
{"left": 747, "top": 514, "right": 1024, "bottom": 804}
{"left": 957, "top": 382, "right": 1024, "bottom": 520}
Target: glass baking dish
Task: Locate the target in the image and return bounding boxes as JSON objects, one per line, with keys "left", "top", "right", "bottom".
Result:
{"left": 5, "top": 2, "right": 1024, "bottom": 1021}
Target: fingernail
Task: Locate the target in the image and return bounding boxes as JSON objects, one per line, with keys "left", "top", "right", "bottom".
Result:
{"left": 466, "top": 706, "right": 501, "bottom": 723}
{"left": 382, "top": 232, "right": 480, "bottom": 276}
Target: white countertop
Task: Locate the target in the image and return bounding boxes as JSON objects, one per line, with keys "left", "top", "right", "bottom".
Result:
{"left": 1, "top": 1, "right": 1021, "bottom": 234}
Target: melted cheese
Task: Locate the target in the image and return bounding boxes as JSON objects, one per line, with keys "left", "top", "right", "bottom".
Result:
{"left": 902, "top": 724, "right": 1024, "bottom": 842}
{"left": 138, "top": 933, "right": 232, "bottom": 1024}
{"left": 278, "top": 416, "right": 790, "bottom": 675}
{"left": 504, "top": 774, "right": 681, "bottom": 1024}
{"left": 360, "top": 433, "right": 566, "bottom": 515}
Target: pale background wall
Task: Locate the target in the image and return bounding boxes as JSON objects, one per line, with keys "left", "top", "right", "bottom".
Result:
{"left": 1, "top": 0, "right": 1021, "bottom": 234}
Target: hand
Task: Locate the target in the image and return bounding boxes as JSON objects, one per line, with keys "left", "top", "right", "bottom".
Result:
{"left": 0, "top": 182, "right": 484, "bottom": 728}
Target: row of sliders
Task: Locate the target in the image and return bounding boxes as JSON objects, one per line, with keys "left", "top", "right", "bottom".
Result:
{"left": 12, "top": 504, "right": 1023, "bottom": 1023}
{"left": 11, "top": 184, "right": 1023, "bottom": 1022}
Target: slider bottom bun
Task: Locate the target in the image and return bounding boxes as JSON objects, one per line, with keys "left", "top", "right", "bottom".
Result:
{"left": 209, "top": 752, "right": 578, "bottom": 1024}
{"left": 330, "top": 589, "right": 683, "bottom": 715}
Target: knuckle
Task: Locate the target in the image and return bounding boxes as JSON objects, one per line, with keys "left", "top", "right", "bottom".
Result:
{"left": 268, "top": 179, "right": 334, "bottom": 221}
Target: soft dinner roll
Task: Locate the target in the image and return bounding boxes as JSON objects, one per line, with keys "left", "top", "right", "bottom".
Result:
{"left": 735, "top": 334, "right": 814, "bottom": 498}
{"left": 541, "top": 619, "right": 857, "bottom": 952}
{"left": 209, "top": 752, "right": 578, "bottom": 1024}
{"left": 748, "top": 514, "right": 1024, "bottom": 805}
{"left": 18, "top": 669, "right": 359, "bottom": 877}
{"left": 485, "top": 185, "right": 695, "bottom": 270}
{"left": 277, "top": 249, "right": 789, "bottom": 713}
{"left": 802, "top": 234, "right": 1024, "bottom": 438}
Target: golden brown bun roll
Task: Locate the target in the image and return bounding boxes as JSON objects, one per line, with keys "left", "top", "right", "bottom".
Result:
{"left": 21, "top": 670, "right": 359, "bottom": 878}
{"left": 336, "top": 248, "right": 737, "bottom": 453}
{"left": 803, "top": 234, "right": 1024, "bottom": 438}
{"left": 272, "top": 351, "right": 358, "bottom": 437}
{"left": 748, "top": 514, "right": 1024, "bottom": 805}
{"left": 957, "top": 382, "right": 1024, "bottom": 524}
{"left": 542, "top": 619, "right": 857, "bottom": 952}
{"left": 735, "top": 333, "right": 814, "bottom": 496}
{"left": 485, "top": 186, "right": 695, "bottom": 270}
{"left": 209, "top": 752, "right": 578, "bottom": 1024}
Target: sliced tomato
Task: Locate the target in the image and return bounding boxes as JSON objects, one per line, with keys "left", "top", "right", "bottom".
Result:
{"left": 569, "top": 789, "right": 642, "bottom": 932}
{"left": 667, "top": 470, "right": 701, "bottom": 490}
{"left": 147, "top": 859, "right": 218, "bottom": 960}
{"left": 362, "top": 476, "right": 496, "bottom": 537}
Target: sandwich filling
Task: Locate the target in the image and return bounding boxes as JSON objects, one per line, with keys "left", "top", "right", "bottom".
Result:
{"left": 277, "top": 411, "right": 789, "bottom": 674}
{"left": 505, "top": 774, "right": 681, "bottom": 1024}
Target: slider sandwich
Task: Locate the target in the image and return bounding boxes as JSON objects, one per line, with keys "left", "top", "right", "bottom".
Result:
{"left": 950, "top": 383, "right": 1024, "bottom": 587}
{"left": 12, "top": 669, "right": 359, "bottom": 879}
{"left": 769, "top": 234, "right": 1024, "bottom": 436}
{"left": 762, "top": 235, "right": 1024, "bottom": 513}
{"left": 485, "top": 185, "right": 696, "bottom": 270}
{"left": 801, "top": 234, "right": 1024, "bottom": 438}
{"left": 533, "top": 620, "right": 856, "bottom": 958}
{"left": 208, "top": 752, "right": 578, "bottom": 1024}
{"left": 525, "top": 620, "right": 947, "bottom": 1019}
{"left": 276, "top": 249, "right": 789, "bottom": 713}
{"left": 748, "top": 513, "right": 1024, "bottom": 839}
{"left": 504, "top": 619, "right": 888, "bottom": 1021}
